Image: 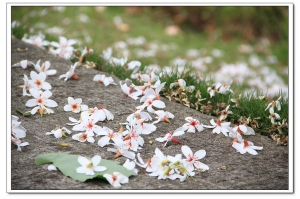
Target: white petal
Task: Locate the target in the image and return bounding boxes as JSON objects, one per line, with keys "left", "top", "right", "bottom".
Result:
{"left": 45, "top": 99, "right": 58, "bottom": 107}
{"left": 181, "top": 145, "right": 193, "bottom": 159}
{"left": 76, "top": 166, "right": 86, "bottom": 174}
{"left": 78, "top": 156, "right": 90, "bottom": 166}
{"left": 98, "top": 136, "right": 110, "bottom": 147}
{"left": 91, "top": 155, "right": 101, "bottom": 166}
{"left": 152, "top": 100, "right": 166, "bottom": 108}
{"left": 25, "top": 99, "right": 38, "bottom": 107}
{"left": 94, "top": 166, "right": 107, "bottom": 172}
{"left": 194, "top": 150, "right": 206, "bottom": 160}
{"left": 48, "top": 165, "right": 57, "bottom": 171}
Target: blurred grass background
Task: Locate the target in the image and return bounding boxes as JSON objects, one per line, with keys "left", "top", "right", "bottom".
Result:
{"left": 11, "top": 6, "right": 289, "bottom": 94}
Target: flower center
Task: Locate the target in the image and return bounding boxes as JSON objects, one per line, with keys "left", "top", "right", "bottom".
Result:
{"left": 35, "top": 79, "right": 42, "bottom": 87}
{"left": 72, "top": 104, "right": 78, "bottom": 110}
{"left": 86, "top": 162, "right": 93, "bottom": 168}
{"left": 79, "top": 133, "right": 87, "bottom": 141}
{"left": 190, "top": 119, "right": 198, "bottom": 126}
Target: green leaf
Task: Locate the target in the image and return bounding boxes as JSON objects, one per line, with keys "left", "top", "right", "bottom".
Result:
{"left": 35, "top": 152, "right": 135, "bottom": 182}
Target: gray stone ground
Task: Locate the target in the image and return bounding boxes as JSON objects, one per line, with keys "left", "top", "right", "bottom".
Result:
{"left": 10, "top": 38, "right": 289, "bottom": 192}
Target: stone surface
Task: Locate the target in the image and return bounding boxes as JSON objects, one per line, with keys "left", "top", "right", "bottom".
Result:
{"left": 10, "top": 38, "right": 289, "bottom": 191}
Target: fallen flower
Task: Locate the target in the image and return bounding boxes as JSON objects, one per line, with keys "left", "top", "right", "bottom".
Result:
{"left": 11, "top": 136, "right": 29, "bottom": 152}
{"left": 25, "top": 88, "right": 58, "bottom": 116}
{"left": 72, "top": 131, "right": 95, "bottom": 143}
{"left": 76, "top": 155, "right": 107, "bottom": 175}
{"left": 232, "top": 139, "right": 263, "bottom": 155}
{"left": 59, "top": 62, "right": 79, "bottom": 81}
{"left": 93, "top": 74, "right": 117, "bottom": 86}
{"left": 21, "top": 74, "right": 31, "bottom": 96}
{"left": 107, "top": 143, "right": 136, "bottom": 160}
{"left": 181, "top": 145, "right": 209, "bottom": 171}
{"left": 96, "top": 126, "right": 123, "bottom": 147}
{"left": 265, "top": 96, "right": 282, "bottom": 111}
{"left": 155, "top": 127, "right": 185, "bottom": 147}
{"left": 103, "top": 172, "right": 129, "bottom": 188}
{"left": 136, "top": 95, "right": 166, "bottom": 113}
{"left": 204, "top": 119, "right": 231, "bottom": 136}
{"left": 181, "top": 117, "right": 204, "bottom": 133}
{"left": 64, "top": 97, "right": 88, "bottom": 113}
{"left": 28, "top": 71, "right": 52, "bottom": 90}
{"left": 123, "top": 159, "right": 138, "bottom": 175}
{"left": 46, "top": 126, "right": 72, "bottom": 138}
{"left": 152, "top": 110, "right": 174, "bottom": 124}
{"left": 12, "top": 59, "right": 35, "bottom": 69}
{"left": 120, "top": 82, "right": 142, "bottom": 100}
{"left": 34, "top": 60, "right": 57, "bottom": 76}
{"left": 269, "top": 107, "right": 280, "bottom": 124}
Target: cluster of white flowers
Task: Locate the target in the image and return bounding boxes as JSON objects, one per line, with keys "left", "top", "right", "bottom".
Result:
{"left": 11, "top": 115, "right": 29, "bottom": 151}
{"left": 14, "top": 34, "right": 268, "bottom": 188}
{"left": 265, "top": 96, "right": 282, "bottom": 124}
{"left": 207, "top": 82, "right": 234, "bottom": 98}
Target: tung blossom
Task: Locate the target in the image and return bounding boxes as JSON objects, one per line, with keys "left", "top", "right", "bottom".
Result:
{"left": 46, "top": 126, "right": 72, "bottom": 138}
{"left": 21, "top": 74, "right": 31, "bottom": 96}
{"left": 96, "top": 127, "right": 123, "bottom": 147}
{"left": 72, "top": 131, "right": 95, "bottom": 143}
{"left": 181, "top": 117, "right": 204, "bottom": 133}
{"left": 204, "top": 119, "right": 231, "bottom": 136}
{"left": 25, "top": 88, "right": 58, "bottom": 116}
{"left": 59, "top": 62, "right": 79, "bottom": 81}
{"left": 93, "top": 74, "right": 117, "bottom": 86}
{"left": 120, "top": 82, "right": 142, "bottom": 100}
{"left": 155, "top": 127, "right": 185, "bottom": 147}
{"left": 103, "top": 172, "right": 129, "bottom": 188}
{"left": 152, "top": 110, "right": 174, "bottom": 124}
{"left": 232, "top": 139, "right": 263, "bottom": 155}
{"left": 136, "top": 95, "right": 166, "bottom": 113}
{"left": 269, "top": 107, "right": 280, "bottom": 124}
{"left": 34, "top": 60, "right": 57, "bottom": 76}
{"left": 265, "top": 96, "right": 282, "bottom": 111}
{"left": 72, "top": 111, "right": 103, "bottom": 135}
{"left": 28, "top": 71, "right": 52, "bottom": 90}
{"left": 76, "top": 155, "right": 107, "bottom": 176}
{"left": 12, "top": 60, "right": 35, "bottom": 69}
{"left": 181, "top": 145, "right": 209, "bottom": 171}
{"left": 64, "top": 97, "right": 88, "bottom": 113}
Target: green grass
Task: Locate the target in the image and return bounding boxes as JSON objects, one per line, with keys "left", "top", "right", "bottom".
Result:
{"left": 11, "top": 6, "right": 289, "bottom": 143}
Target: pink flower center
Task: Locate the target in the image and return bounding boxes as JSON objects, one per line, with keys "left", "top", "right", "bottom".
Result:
{"left": 190, "top": 119, "right": 198, "bottom": 126}
{"left": 35, "top": 79, "right": 42, "bottom": 87}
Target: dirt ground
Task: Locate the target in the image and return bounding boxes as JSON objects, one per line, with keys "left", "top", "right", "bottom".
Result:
{"left": 9, "top": 38, "right": 290, "bottom": 192}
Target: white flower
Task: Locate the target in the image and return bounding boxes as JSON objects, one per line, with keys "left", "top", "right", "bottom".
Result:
{"left": 120, "top": 82, "right": 142, "bottom": 100}
{"left": 134, "top": 118, "right": 157, "bottom": 135}
{"left": 269, "top": 107, "right": 280, "bottom": 124}
{"left": 64, "top": 97, "right": 88, "bottom": 113}
{"left": 11, "top": 115, "right": 26, "bottom": 139}
{"left": 181, "top": 145, "right": 209, "bottom": 170}
{"left": 152, "top": 110, "right": 174, "bottom": 124}
{"left": 101, "top": 47, "right": 112, "bottom": 60}
{"left": 136, "top": 95, "right": 166, "bottom": 113}
{"left": 107, "top": 143, "right": 136, "bottom": 160}
{"left": 22, "top": 34, "right": 49, "bottom": 48}
{"left": 103, "top": 172, "right": 129, "bottom": 188}
{"left": 218, "top": 105, "right": 232, "bottom": 121}
{"left": 25, "top": 88, "right": 58, "bottom": 116}
{"left": 204, "top": 119, "right": 231, "bottom": 136}
{"left": 51, "top": 36, "right": 76, "bottom": 59}
{"left": 59, "top": 62, "right": 79, "bottom": 81}
{"left": 265, "top": 96, "right": 282, "bottom": 111}
{"left": 232, "top": 140, "right": 263, "bottom": 155}
{"left": 140, "top": 82, "right": 166, "bottom": 102}
{"left": 72, "top": 131, "right": 95, "bottom": 143}
{"left": 28, "top": 71, "right": 52, "bottom": 90}
{"left": 170, "top": 79, "right": 194, "bottom": 92}
{"left": 134, "top": 153, "right": 154, "bottom": 172}
{"left": 207, "top": 83, "right": 221, "bottom": 98}
{"left": 76, "top": 155, "right": 107, "bottom": 175}
{"left": 11, "top": 136, "right": 29, "bottom": 151}
{"left": 155, "top": 127, "right": 185, "bottom": 147}
{"left": 232, "top": 124, "right": 255, "bottom": 136}
{"left": 96, "top": 127, "right": 123, "bottom": 147}
{"left": 93, "top": 74, "right": 117, "bottom": 86}
{"left": 123, "top": 159, "right": 138, "bottom": 175}
{"left": 46, "top": 126, "right": 72, "bottom": 138}
{"left": 21, "top": 74, "right": 31, "bottom": 96}
{"left": 12, "top": 60, "right": 35, "bottom": 69}
{"left": 87, "top": 106, "right": 114, "bottom": 121}
{"left": 34, "top": 60, "right": 57, "bottom": 76}
{"left": 181, "top": 117, "right": 204, "bottom": 133}
{"left": 72, "top": 111, "right": 103, "bottom": 135}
